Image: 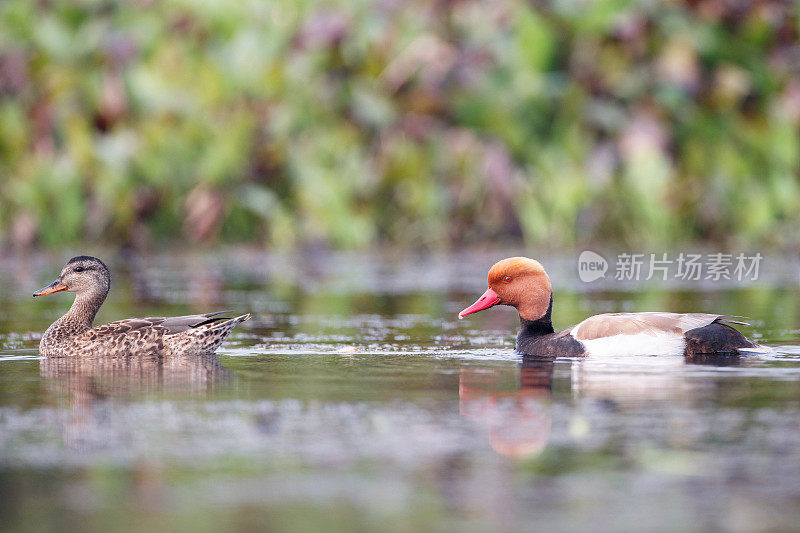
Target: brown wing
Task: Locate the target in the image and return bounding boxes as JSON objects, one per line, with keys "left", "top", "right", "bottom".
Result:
{"left": 570, "top": 312, "right": 747, "bottom": 341}
{"left": 87, "top": 311, "right": 230, "bottom": 338}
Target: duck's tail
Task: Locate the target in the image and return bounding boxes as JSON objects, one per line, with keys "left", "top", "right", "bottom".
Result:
{"left": 167, "top": 313, "right": 250, "bottom": 356}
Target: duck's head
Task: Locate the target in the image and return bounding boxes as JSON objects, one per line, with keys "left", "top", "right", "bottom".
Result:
{"left": 459, "top": 257, "right": 552, "bottom": 321}
{"left": 33, "top": 256, "right": 111, "bottom": 298}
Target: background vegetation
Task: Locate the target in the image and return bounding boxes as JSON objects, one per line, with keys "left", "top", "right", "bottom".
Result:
{"left": 0, "top": 0, "right": 798, "bottom": 251}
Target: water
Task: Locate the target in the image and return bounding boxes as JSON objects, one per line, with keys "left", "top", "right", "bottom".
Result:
{"left": 1, "top": 249, "right": 800, "bottom": 532}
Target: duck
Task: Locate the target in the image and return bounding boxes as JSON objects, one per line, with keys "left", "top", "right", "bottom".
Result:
{"left": 33, "top": 255, "right": 250, "bottom": 357}
{"left": 458, "top": 257, "right": 757, "bottom": 357}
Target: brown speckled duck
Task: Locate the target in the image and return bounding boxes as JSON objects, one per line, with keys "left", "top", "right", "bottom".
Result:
{"left": 33, "top": 256, "right": 250, "bottom": 357}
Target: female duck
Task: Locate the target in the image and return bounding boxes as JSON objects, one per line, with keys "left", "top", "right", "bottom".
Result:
{"left": 33, "top": 256, "right": 249, "bottom": 357}
{"left": 459, "top": 257, "right": 756, "bottom": 357}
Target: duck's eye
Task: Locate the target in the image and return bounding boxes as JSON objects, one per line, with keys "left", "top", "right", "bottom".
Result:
{"left": 503, "top": 275, "right": 512, "bottom": 283}
{"left": 74, "top": 266, "right": 84, "bottom": 273}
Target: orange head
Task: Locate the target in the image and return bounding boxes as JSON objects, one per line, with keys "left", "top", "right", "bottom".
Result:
{"left": 459, "top": 257, "right": 552, "bottom": 321}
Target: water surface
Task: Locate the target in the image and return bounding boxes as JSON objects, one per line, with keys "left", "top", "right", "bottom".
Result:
{"left": 1, "top": 250, "right": 799, "bottom": 532}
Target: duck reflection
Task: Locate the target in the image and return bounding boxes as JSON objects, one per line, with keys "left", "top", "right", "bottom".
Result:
{"left": 571, "top": 352, "right": 743, "bottom": 403}
{"left": 40, "top": 354, "right": 230, "bottom": 450}
{"left": 41, "top": 354, "right": 231, "bottom": 399}
{"left": 459, "top": 357, "right": 555, "bottom": 459}
{"left": 458, "top": 353, "right": 740, "bottom": 459}
{"left": 685, "top": 352, "right": 740, "bottom": 366}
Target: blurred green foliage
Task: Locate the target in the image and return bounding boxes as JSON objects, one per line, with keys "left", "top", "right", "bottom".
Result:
{"left": 0, "top": 0, "right": 798, "bottom": 250}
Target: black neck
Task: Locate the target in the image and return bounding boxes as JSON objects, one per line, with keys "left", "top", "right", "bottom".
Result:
{"left": 518, "top": 295, "right": 555, "bottom": 338}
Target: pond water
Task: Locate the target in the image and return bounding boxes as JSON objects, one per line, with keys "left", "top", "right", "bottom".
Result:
{"left": 1, "top": 249, "right": 799, "bottom": 532}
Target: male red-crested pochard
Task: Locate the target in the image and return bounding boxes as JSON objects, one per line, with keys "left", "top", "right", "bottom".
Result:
{"left": 459, "top": 257, "right": 757, "bottom": 357}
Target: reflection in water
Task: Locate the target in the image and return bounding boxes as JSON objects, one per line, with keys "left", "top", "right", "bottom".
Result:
{"left": 571, "top": 353, "right": 693, "bottom": 403}
{"left": 41, "top": 354, "right": 231, "bottom": 398}
{"left": 40, "top": 355, "right": 231, "bottom": 451}
{"left": 685, "top": 353, "right": 740, "bottom": 367}
{"left": 572, "top": 352, "right": 746, "bottom": 404}
{"left": 459, "top": 357, "right": 555, "bottom": 459}
{"left": 459, "top": 354, "right": 747, "bottom": 459}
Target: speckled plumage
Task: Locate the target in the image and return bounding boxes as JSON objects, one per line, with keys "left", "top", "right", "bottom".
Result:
{"left": 34, "top": 256, "right": 249, "bottom": 357}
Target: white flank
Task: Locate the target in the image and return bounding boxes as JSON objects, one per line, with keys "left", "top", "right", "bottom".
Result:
{"left": 577, "top": 331, "right": 687, "bottom": 357}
